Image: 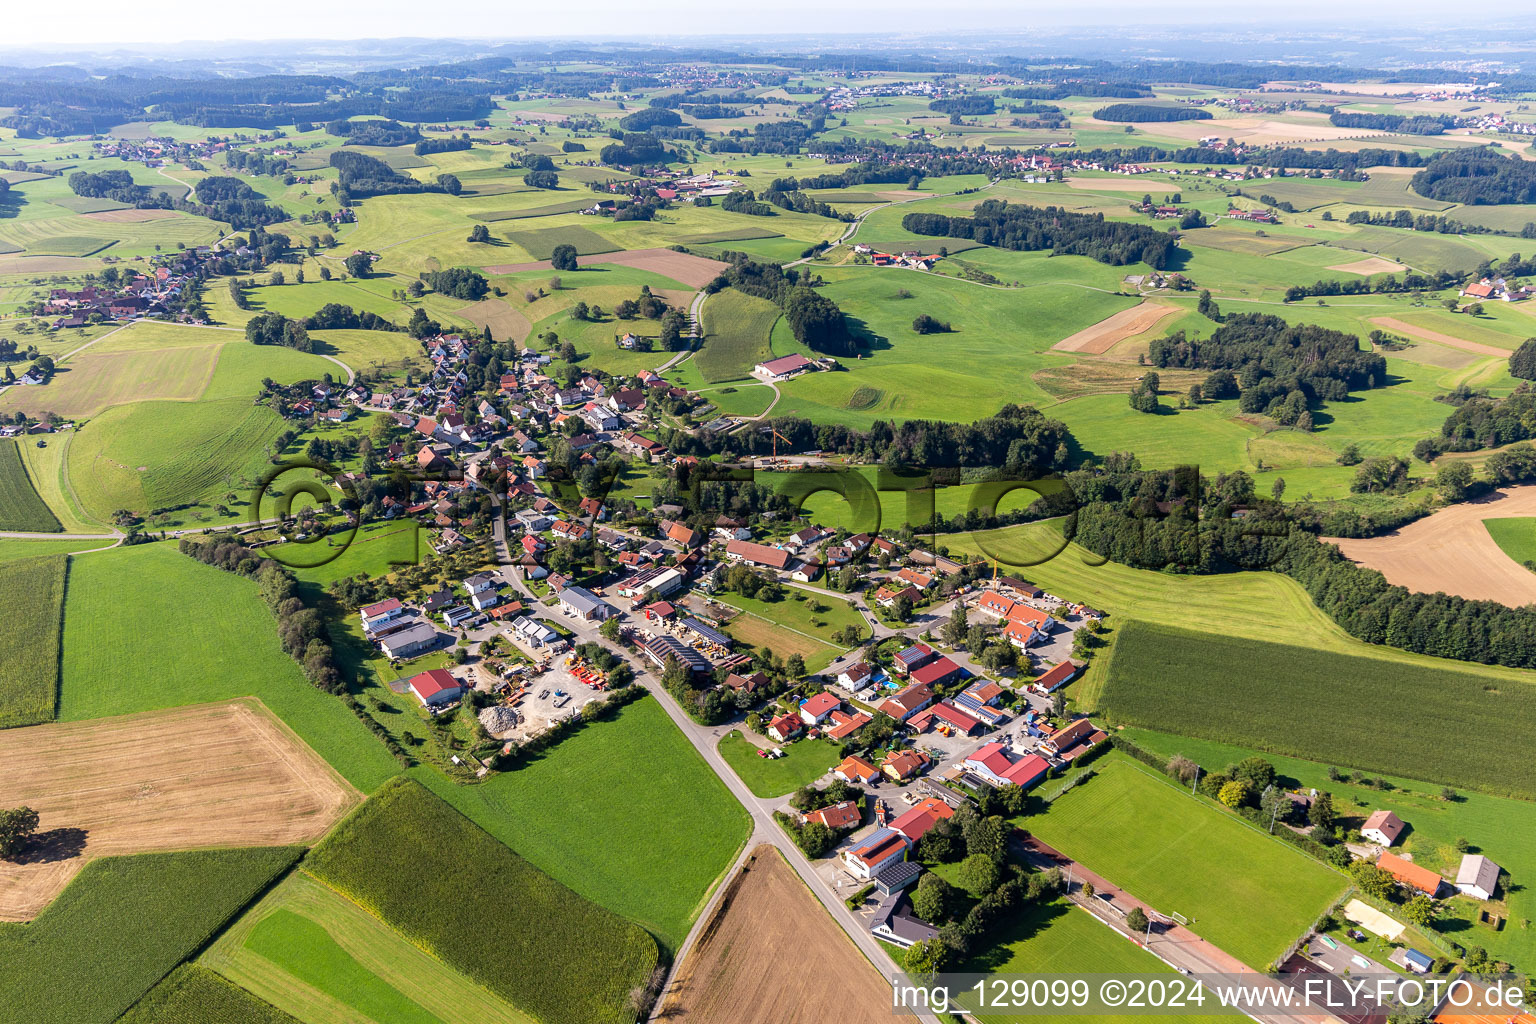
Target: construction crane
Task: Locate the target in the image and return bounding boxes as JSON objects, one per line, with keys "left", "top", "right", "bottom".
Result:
{"left": 767, "top": 426, "right": 792, "bottom": 460}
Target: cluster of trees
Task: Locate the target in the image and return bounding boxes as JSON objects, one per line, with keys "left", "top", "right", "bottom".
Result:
{"left": 180, "top": 536, "right": 343, "bottom": 692}
{"left": 1411, "top": 148, "right": 1536, "bottom": 205}
{"left": 1148, "top": 314, "right": 1385, "bottom": 426}
{"left": 1417, "top": 386, "right": 1536, "bottom": 458}
{"left": 190, "top": 175, "right": 290, "bottom": 229}
{"left": 414, "top": 136, "right": 472, "bottom": 156}
{"left": 245, "top": 311, "right": 315, "bottom": 352}
{"left": 326, "top": 117, "right": 421, "bottom": 146}
{"left": 720, "top": 189, "right": 775, "bottom": 216}
{"left": 0, "top": 806, "right": 40, "bottom": 860}
{"left": 1128, "top": 371, "right": 1161, "bottom": 413}
{"left": 1329, "top": 111, "right": 1453, "bottom": 135}
{"left": 599, "top": 132, "right": 668, "bottom": 166}
{"left": 302, "top": 302, "right": 400, "bottom": 333}
{"left": 329, "top": 151, "right": 458, "bottom": 200}
{"left": 617, "top": 107, "right": 681, "bottom": 132}
{"left": 1001, "top": 82, "right": 1149, "bottom": 100}
{"left": 902, "top": 201, "right": 1178, "bottom": 268}
{"left": 929, "top": 95, "right": 995, "bottom": 116}
{"left": 422, "top": 267, "right": 489, "bottom": 301}
{"left": 1092, "top": 103, "right": 1212, "bottom": 122}
{"left": 224, "top": 149, "right": 292, "bottom": 177}
{"left": 1342, "top": 208, "right": 1497, "bottom": 236}
{"left": 68, "top": 169, "right": 151, "bottom": 203}
{"left": 775, "top": 780, "right": 865, "bottom": 856}
{"left": 761, "top": 180, "right": 853, "bottom": 221}
{"left": 705, "top": 257, "right": 854, "bottom": 356}
{"left": 912, "top": 314, "right": 952, "bottom": 335}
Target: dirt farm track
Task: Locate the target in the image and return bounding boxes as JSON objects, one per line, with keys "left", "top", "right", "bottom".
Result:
{"left": 0, "top": 699, "right": 359, "bottom": 921}
{"left": 1328, "top": 486, "right": 1536, "bottom": 606}
{"left": 658, "top": 845, "right": 895, "bottom": 1023}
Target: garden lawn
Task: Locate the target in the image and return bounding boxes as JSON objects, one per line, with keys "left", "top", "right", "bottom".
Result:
{"left": 0, "top": 440, "right": 61, "bottom": 531}
{"left": 1100, "top": 620, "right": 1536, "bottom": 801}
{"left": 0, "top": 554, "right": 66, "bottom": 728}
{"left": 0, "top": 847, "right": 301, "bottom": 1024}
{"left": 718, "top": 730, "right": 841, "bottom": 798}
{"left": 714, "top": 587, "right": 869, "bottom": 645}
{"left": 1483, "top": 517, "right": 1536, "bottom": 568}
{"left": 412, "top": 698, "right": 747, "bottom": 954}
{"left": 1025, "top": 754, "right": 1347, "bottom": 970}
{"left": 58, "top": 542, "right": 400, "bottom": 792}
{"left": 118, "top": 965, "right": 302, "bottom": 1024}
{"left": 306, "top": 777, "right": 658, "bottom": 1024}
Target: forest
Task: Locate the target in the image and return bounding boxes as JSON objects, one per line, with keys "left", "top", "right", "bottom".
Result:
{"left": 902, "top": 201, "right": 1178, "bottom": 268}
{"left": 1410, "top": 148, "right": 1536, "bottom": 205}
{"left": 1328, "top": 111, "right": 1453, "bottom": 135}
{"left": 1092, "top": 103, "right": 1212, "bottom": 122}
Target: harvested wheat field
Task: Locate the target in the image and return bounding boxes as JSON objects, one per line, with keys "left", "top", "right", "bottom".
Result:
{"left": 1052, "top": 301, "right": 1180, "bottom": 354}
{"left": 1368, "top": 317, "right": 1511, "bottom": 358}
{"left": 81, "top": 208, "right": 180, "bottom": 223}
{"left": 659, "top": 845, "right": 894, "bottom": 1024}
{"left": 455, "top": 298, "right": 533, "bottom": 342}
{"left": 0, "top": 698, "right": 359, "bottom": 920}
{"left": 1327, "top": 486, "right": 1536, "bottom": 606}
{"left": 1327, "top": 256, "right": 1406, "bottom": 275}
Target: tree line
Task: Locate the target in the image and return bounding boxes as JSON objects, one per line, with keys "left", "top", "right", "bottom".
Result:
{"left": 1329, "top": 111, "right": 1453, "bottom": 135}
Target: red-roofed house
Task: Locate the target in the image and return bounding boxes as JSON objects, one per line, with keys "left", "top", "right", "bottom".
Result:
{"left": 963, "top": 743, "right": 1050, "bottom": 789}
{"left": 767, "top": 713, "right": 803, "bottom": 743}
{"left": 1031, "top": 660, "right": 1082, "bottom": 693}
{"left": 824, "top": 709, "right": 872, "bottom": 741}
{"left": 725, "top": 538, "right": 791, "bottom": 570}
{"left": 800, "top": 692, "right": 842, "bottom": 725}
{"left": 910, "top": 656, "right": 963, "bottom": 689}
{"left": 843, "top": 831, "right": 909, "bottom": 879}
{"left": 752, "top": 353, "right": 814, "bottom": 382}
{"left": 911, "top": 700, "right": 985, "bottom": 736}
{"left": 802, "top": 800, "right": 862, "bottom": 830}
{"left": 879, "top": 682, "right": 935, "bottom": 722}
{"left": 834, "top": 754, "right": 880, "bottom": 785}
{"left": 881, "top": 748, "right": 932, "bottom": 782}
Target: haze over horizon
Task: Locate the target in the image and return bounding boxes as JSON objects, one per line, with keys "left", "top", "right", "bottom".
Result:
{"left": 0, "top": 2, "right": 1476, "bottom": 52}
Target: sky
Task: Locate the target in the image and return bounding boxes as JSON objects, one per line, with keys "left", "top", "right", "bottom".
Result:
{"left": 0, "top": 1, "right": 1462, "bottom": 50}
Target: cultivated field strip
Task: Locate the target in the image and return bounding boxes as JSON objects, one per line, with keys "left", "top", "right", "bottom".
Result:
{"left": 0, "top": 698, "right": 359, "bottom": 920}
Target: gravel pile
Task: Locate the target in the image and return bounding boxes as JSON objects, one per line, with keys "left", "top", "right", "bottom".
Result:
{"left": 479, "top": 706, "right": 519, "bottom": 734}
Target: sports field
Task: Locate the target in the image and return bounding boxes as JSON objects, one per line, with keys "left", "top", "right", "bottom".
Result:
{"left": 415, "top": 698, "right": 748, "bottom": 953}
{"left": 0, "top": 440, "right": 62, "bottom": 531}
{"left": 1026, "top": 755, "right": 1347, "bottom": 969}
{"left": 0, "top": 699, "right": 358, "bottom": 920}
{"left": 58, "top": 543, "right": 400, "bottom": 792}
{"left": 203, "top": 873, "right": 531, "bottom": 1024}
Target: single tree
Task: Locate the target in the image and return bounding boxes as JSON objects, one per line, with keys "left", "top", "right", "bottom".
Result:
{"left": 956, "top": 852, "right": 1001, "bottom": 898}
{"left": 0, "top": 806, "right": 40, "bottom": 859}
{"left": 1126, "top": 907, "right": 1149, "bottom": 932}
{"left": 550, "top": 244, "right": 580, "bottom": 272}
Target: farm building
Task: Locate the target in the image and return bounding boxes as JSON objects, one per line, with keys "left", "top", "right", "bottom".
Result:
{"left": 378, "top": 621, "right": 440, "bottom": 659}
{"left": 1377, "top": 852, "right": 1443, "bottom": 896}
{"left": 408, "top": 668, "right": 462, "bottom": 708}
{"left": 724, "top": 539, "right": 792, "bottom": 571}
{"left": 1362, "top": 810, "right": 1406, "bottom": 847}
{"left": 752, "top": 353, "right": 814, "bottom": 382}
{"left": 1455, "top": 854, "right": 1501, "bottom": 901}
{"left": 907, "top": 701, "right": 985, "bottom": 737}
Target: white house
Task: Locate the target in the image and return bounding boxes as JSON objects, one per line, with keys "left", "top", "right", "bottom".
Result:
{"left": 842, "top": 828, "right": 909, "bottom": 880}
{"left": 1455, "top": 854, "right": 1500, "bottom": 901}
{"left": 470, "top": 590, "right": 500, "bottom": 612}
{"left": 1362, "top": 810, "right": 1406, "bottom": 847}
{"left": 559, "top": 585, "right": 616, "bottom": 622}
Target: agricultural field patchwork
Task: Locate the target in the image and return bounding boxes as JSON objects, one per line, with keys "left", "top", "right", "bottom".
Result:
{"left": 0, "top": 554, "right": 66, "bottom": 728}
{"left": 0, "top": 440, "right": 61, "bottom": 531}
{"left": 118, "top": 965, "right": 303, "bottom": 1024}
{"left": 306, "top": 776, "right": 660, "bottom": 1024}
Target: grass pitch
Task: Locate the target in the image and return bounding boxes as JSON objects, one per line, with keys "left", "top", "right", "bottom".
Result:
{"left": 1025, "top": 754, "right": 1347, "bottom": 969}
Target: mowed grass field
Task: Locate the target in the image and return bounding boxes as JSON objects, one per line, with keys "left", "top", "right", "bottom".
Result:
{"left": 1026, "top": 755, "right": 1347, "bottom": 969}
{"left": 1482, "top": 517, "right": 1536, "bottom": 567}
{"left": 0, "top": 554, "right": 66, "bottom": 728}
{"left": 306, "top": 777, "right": 659, "bottom": 1024}
{"left": 59, "top": 543, "right": 400, "bottom": 792}
{"left": 203, "top": 873, "right": 531, "bottom": 1024}
{"left": 1120, "top": 727, "right": 1536, "bottom": 973}
{"left": 0, "top": 846, "right": 301, "bottom": 1024}
{"left": 118, "top": 965, "right": 302, "bottom": 1024}
{"left": 0, "top": 440, "right": 61, "bottom": 532}
{"left": 1099, "top": 620, "right": 1536, "bottom": 801}
{"left": 960, "top": 899, "right": 1225, "bottom": 1024}
{"left": 415, "top": 698, "right": 749, "bottom": 953}
{"left": 693, "top": 287, "right": 781, "bottom": 383}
